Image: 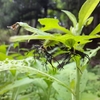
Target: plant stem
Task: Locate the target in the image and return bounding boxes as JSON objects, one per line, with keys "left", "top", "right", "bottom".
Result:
{"left": 73, "top": 56, "right": 81, "bottom": 100}
{"left": 75, "top": 66, "right": 80, "bottom": 100}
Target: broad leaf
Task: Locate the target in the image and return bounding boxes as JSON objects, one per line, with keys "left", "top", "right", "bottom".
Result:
{"left": 81, "top": 93, "right": 100, "bottom": 100}
{"left": 38, "top": 18, "right": 72, "bottom": 34}
{"left": 0, "top": 45, "right": 7, "bottom": 54}
{"left": 52, "top": 82, "right": 71, "bottom": 100}
{"left": 0, "top": 78, "right": 34, "bottom": 94}
{"left": 80, "top": 70, "right": 88, "bottom": 93}
{"left": 0, "top": 52, "right": 12, "bottom": 61}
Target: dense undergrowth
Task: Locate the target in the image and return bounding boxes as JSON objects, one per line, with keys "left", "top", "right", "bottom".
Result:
{"left": 0, "top": 0, "right": 100, "bottom": 100}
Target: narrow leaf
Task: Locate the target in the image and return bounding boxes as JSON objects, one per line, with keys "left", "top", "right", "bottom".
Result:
{"left": 17, "top": 22, "right": 50, "bottom": 35}
{"left": 10, "top": 35, "right": 55, "bottom": 42}
{"left": 79, "top": 0, "right": 99, "bottom": 27}
{"left": 90, "top": 24, "right": 100, "bottom": 35}
{"left": 62, "top": 10, "right": 77, "bottom": 27}
{"left": 85, "top": 17, "right": 94, "bottom": 26}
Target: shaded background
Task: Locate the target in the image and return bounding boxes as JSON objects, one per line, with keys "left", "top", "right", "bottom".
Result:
{"left": 0, "top": 0, "right": 100, "bottom": 33}
{"left": 0, "top": 0, "right": 100, "bottom": 28}
{"left": 0, "top": 0, "right": 100, "bottom": 65}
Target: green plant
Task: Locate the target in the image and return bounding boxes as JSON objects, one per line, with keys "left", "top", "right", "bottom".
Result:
{"left": 0, "top": 0, "right": 100, "bottom": 100}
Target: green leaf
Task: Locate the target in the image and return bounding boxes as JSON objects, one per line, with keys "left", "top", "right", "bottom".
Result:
{"left": 83, "top": 47, "right": 100, "bottom": 66}
{"left": 52, "top": 82, "right": 71, "bottom": 100}
{"left": 89, "top": 24, "right": 100, "bottom": 35}
{"left": 19, "top": 92, "right": 39, "bottom": 100}
{"left": 0, "top": 78, "right": 34, "bottom": 95}
{"left": 79, "top": 0, "right": 99, "bottom": 28}
{"left": 10, "top": 34, "right": 100, "bottom": 50}
{"left": 24, "top": 50, "right": 35, "bottom": 57}
{"left": 32, "top": 78, "right": 48, "bottom": 90}
{"left": 70, "top": 80, "right": 76, "bottom": 90}
{"left": 13, "top": 42, "right": 19, "bottom": 48}
{"left": 43, "top": 40, "right": 59, "bottom": 48}
{"left": 10, "top": 69, "right": 17, "bottom": 76}
{"left": 9, "top": 53, "right": 24, "bottom": 59}
{"left": 80, "top": 70, "right": 88, "bottom": 93}
{"left": 17, "top": 22, "right": 51, "bottom": 35}
{"left": 81, "top": 93, "right": 100, "bottom": 100}
{"left": 65, "top": 39, "right": 76, "bottom": 48}
{"left": 38, "top": 18, "right": 72, "bottom": 34}
{"left": 85, "top": 17, "right": 94, "bottom": 26}
{"left": 0, "top": 52, "right": 11, "bottom": 60}
{"left": 0, "top": 45, "right": 7, "bottom": 54}
{"left": 10, "top": 34, "right": 55, "bottom": 42}
{"left": 62, "top": 10, "right": 77, "bottom": 27}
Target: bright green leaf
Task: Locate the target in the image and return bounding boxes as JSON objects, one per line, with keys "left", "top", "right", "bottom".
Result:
{"left": 90, "top": 24, "right": 100, "bottom": 35}
{"left": 0, "top": 45, "right": 7, "bottom": 54}
{"left": 85, "top": 17, "right": 94, "bottom": 26}
{"left": 0, "top": 52, "right": 11, "bottom": 61}
{"left": 13, "top": 42, "right": 19, "bottom": 48}
{"left": 10, "top": 34, "right": 100, "bottom": 50}
{"left": 79, "top": 0, "right": 99, "bottom": 28}
{"left": 10, "top": 69, "right": 17, "bottom": 76}
{"left": 38, "top": 18, "right": 72, "bottom": 34}
{"left": 70, "top": 80, "right": 75, "bottom": 89}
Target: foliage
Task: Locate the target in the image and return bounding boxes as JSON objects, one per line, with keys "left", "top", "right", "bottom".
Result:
{"left": 84, "top": 65, "right": 100, "bottom": 100}
{"left": 0, "top": 0, "right": 100, "bottom": 100}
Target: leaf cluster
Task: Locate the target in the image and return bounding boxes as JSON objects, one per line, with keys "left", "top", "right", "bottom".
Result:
{"left": 0, "top": 0, "right": 100, "bottom": 100}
